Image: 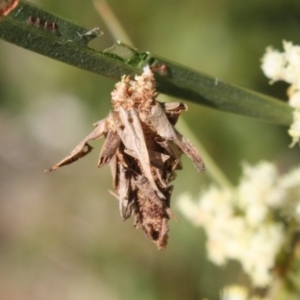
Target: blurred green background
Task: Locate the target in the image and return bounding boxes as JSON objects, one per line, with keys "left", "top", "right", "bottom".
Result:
{"left": 0, "top": 0, "right": 300, "bottom": 299}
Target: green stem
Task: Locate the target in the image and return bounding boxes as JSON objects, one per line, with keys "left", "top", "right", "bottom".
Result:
{"left": 0, "top": 0, "right": 293, "bottom": 125}
{"left": 151, "top": 56, "right": 292, "bottom": 125}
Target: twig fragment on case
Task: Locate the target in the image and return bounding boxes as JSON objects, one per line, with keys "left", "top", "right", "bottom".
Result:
{"left": 45, "top": 66, "right": 205, "bottom": 250}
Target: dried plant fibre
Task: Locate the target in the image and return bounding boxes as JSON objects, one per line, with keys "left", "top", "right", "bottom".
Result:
{"left": 46, "top": 66, "right": 205, "bottom": 249}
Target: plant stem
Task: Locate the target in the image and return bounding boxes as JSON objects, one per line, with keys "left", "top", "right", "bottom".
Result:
{"left": 0, "top": 0, "right": 293, "bottom": 125}
{"left": 176, "top": 117, "right": 233, "bottom": 189}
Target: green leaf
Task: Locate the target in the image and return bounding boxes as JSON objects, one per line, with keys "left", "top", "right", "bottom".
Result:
{"left": 0, "top": 0, "right": 293, "bottom": 125}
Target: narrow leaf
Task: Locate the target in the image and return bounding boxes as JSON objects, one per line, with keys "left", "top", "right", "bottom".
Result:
{"left": 0, "top": 0, "right": 293, "bottom": 125}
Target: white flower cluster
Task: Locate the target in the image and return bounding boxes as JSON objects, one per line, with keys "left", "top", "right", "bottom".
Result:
{"left": 220, "top": 285, "right": 270, "bottom": 300}
{"left": 178, "top": 161, "right": 300, "bottom": 287}
{"left": 261, "top": 41, "right": 300, "bottom": 146}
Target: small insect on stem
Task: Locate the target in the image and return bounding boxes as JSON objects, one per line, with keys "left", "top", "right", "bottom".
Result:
{"left": 27, "top": 15, "right": 35, "bottom": 24}
{"left": 44, "top": 21, "right": 50, "bottom": 29}
{"left": 35, "top": 17, "right": 42, "bottom": 27}
{"left": 27, "top": 16, "right": 58, "bottom": 33}
{"left": 150, "top": 63, "right": 169, "bottom": 76}
{"left": 49, "top": 22, "right": 58, "bottom": 32}
{"left": 44, "top": 21, "right": 58, "bottom": 31}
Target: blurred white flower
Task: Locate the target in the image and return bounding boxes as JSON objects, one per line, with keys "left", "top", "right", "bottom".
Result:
{"left": 288, "top": 109, "right": 300, "bottom": 147}
{"left": 220, "top": 285, "right": 270, "bottom": 300}
{"left": 261, "top": 47, "right": 285, "bottom": 81}
{"left": 288, "top": 89, "right": 300, "bottom": 108}
{"left": 178, "top": 187, "right": 233, "bottom": 228}
{"left": 238, "top": 162, "right": 285, "bottom": 227}
{"left": 206, "top": 216, "right": 249, "bottom": 265}
{"left": 283, "top": 41, "right": 300, "bottom": 86}
{"left": 221, "top": 285, "right": 248, "bottom": 300}
{"left": 240, "top": 224, "right": 284, "bottom": 286}
{"left": 177, "top": 193, "right": 202, "bottom": 226}
{"left": 280, "top": 167, "right": 300, "bottom": 189}
{"left": 261, "top": 41, "right": 300, "bottom": 146}
{"left": 178, "top": 161, "right": 300, "bottom": 287}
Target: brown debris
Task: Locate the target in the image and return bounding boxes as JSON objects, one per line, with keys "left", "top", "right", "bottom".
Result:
{"left": 45, "top": 66, "right": 205, "bottom": 250}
